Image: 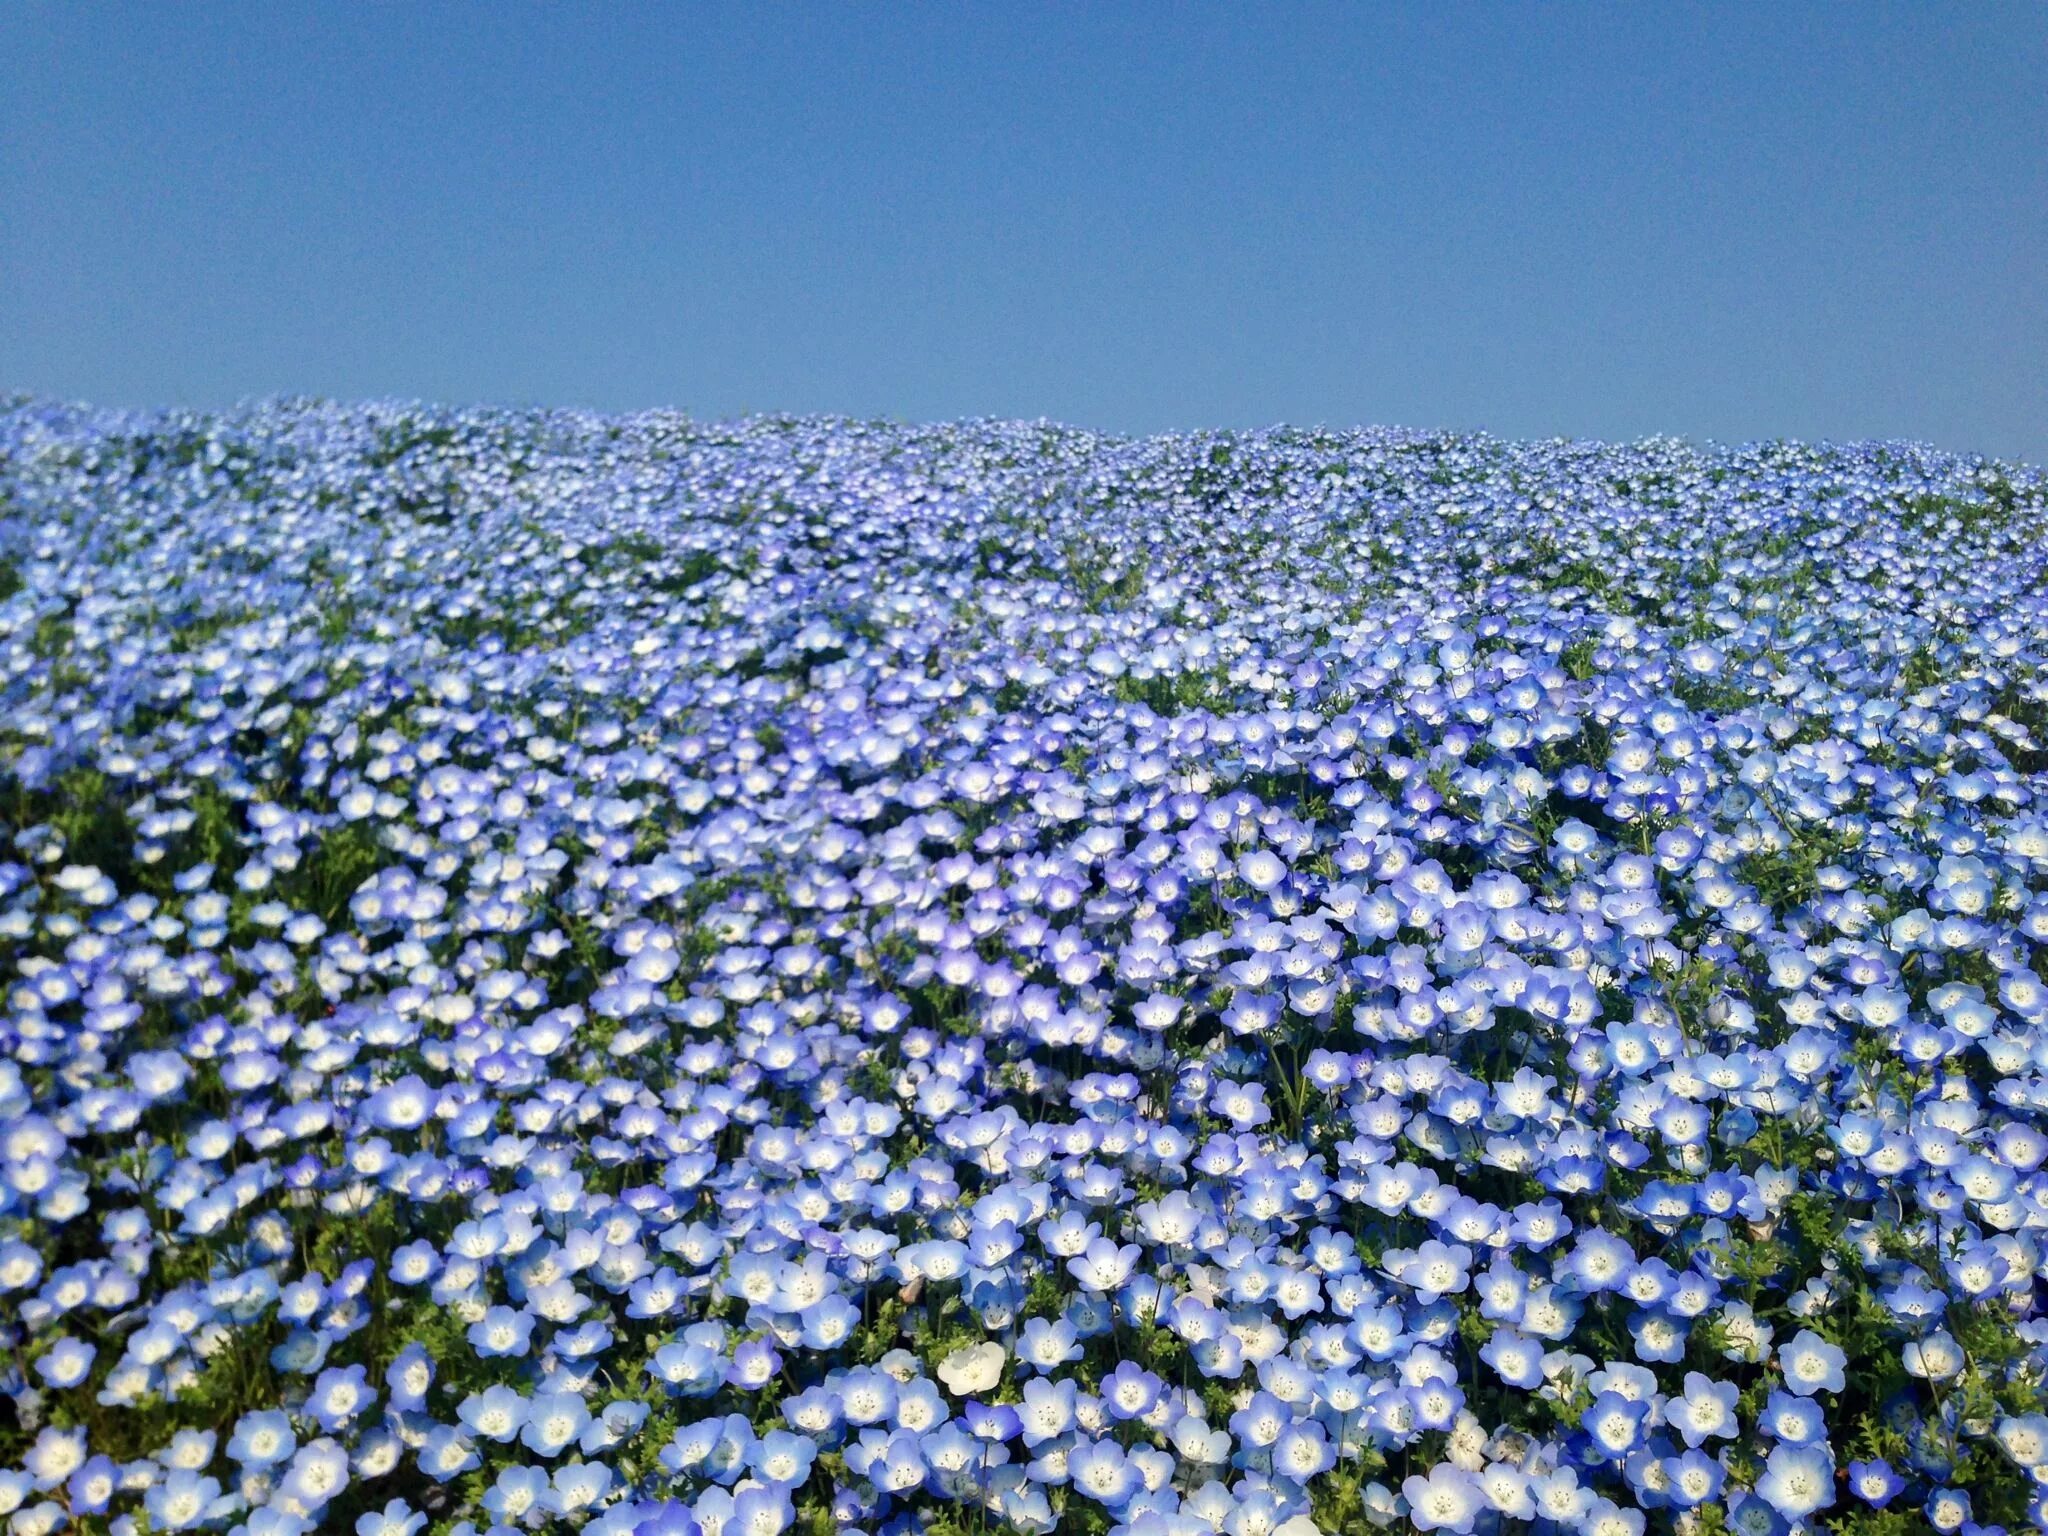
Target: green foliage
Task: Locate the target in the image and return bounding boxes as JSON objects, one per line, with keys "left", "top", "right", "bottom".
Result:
{"left": 1064, "top": 534, "right": 1149, "bottom": 612}
{"left": 1111, "top": 667, "right": 1232, "bottom": 715}
{"left": 30, "top": 612, "right": 72, "bottom": 660}
{"left": 1823, "top": 1511, "right": 1925, "bottom": 1536}
{"left": 853, "top": 1294, "right": 907, "bottom": 1363}
{"left": 1739, "top": 822, "right": 1860, "bottom": 908}
{"left": 279, "top": 817, "right": 386, "bottom": 924}
{"left": 46, "top": 765, "right": 131, "bottom": 875}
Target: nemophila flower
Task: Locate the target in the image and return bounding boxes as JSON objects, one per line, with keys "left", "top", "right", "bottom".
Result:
{"left": 1020, "top": 1378, "right": 1078, "bottom": 1446}
{"left": 1410, "top": 1373, "right": 1466, "bottom": 1432}
{"left": 1716, "top": 1300, "right": 1776, "bottom": 1364}
{"left": 1472, "top": 1460, "right": 1533, "bottom": 1521}
{"left": 725, "top": 1335, "right": 780, "bottom": 1390}
{"left": 1474, "top": 1255, "right": 1529, "bottom": 1317}
{"left": 747, "top": 1428, "right": 816, "bottom": 1490}
{"left": 937, "top": 1341, "right": 1007, "bottom": 1397}
{"left": 467, "top": 1304, "right": 534, "bottom": 1358}
{"left": 1067, "top": 1438, "right": 1138, "bottom": 1506}
{"left": 1229, "top": 1388, "right": 1291, "bottom": 1459}
{"left": 1777, "top": 1327, "right": 1847, "bottom": 1395}
{"left": 1906, "top": 1330, "right": 1967, "bottom": 1381}
{"left": 837, "top": 1368, "right": 898, "bottom": 1426}
{"left": 1016, "top": 1315, "right": 1081, "bottom": 1372}
{"left": 1067, "top": 1237, "right": 1141, "bottom": 1292}
{"left": 65, "top": 1456, "right": 115, "bottom": 1516}
{"left": 1581, "top": 1495, "right": 1650, "bottom": 1536}
{"left": 415, "top": 1433, "right": 479, "bottom": 1490}
{"left": 483, "top": 1464, "right": 549, "bottom": 1524}
{"left": 221, "top": 1409, "right": 295, "bottom": 1474}
{"left": 892, "top": 1377, "right": 945, "bottom": 1433}
{"left": 1530, "top": 1466, "right": 1594, "bottom": 1525}
{"left": 143, "top": 1470, "right": 228, "bottom": 1531}
{"left": 1101, "top": 1361, "right": 1162, "bottom": 1421}
{"left": 5, "top": 405, "right": 2048, "bottom": 1530}
{"left": 1403, "top": 1462, "right": 1485, "bottom": 1533}
{"left": 1756, "top": 1387, "right": 1829, "bottom": 1451}
{"left": 1558, "top": 1228, "right": 1637, "bottom": 1294}
{"left": 161, "top": 1428, "right": 216, "bottom": 1473}
{"left": 22, "top": 1428, "right": 86, "bottom": 1491}
{"left": 545, "top": 1462, "right": 612, "bottom": 1519}
{"left": 309, "top": 1363, "right": 375, "bottom": 1431}
{"left": 356, "top": 1499, "right": 427, "bottom": 1536}
{"left": 1627, "top": 1306, "right": 1688, "bottom": 1363}
{"left": 32, "top": 1335, "right": 93, "bottom": 1389}
{"left": 1945, "top": 1241, "right": 2012, "bottom": 1298}
{"left": 458, "top": 1385, "right": 528, "bottom": 1443}
{"left": 963, "top": 1398, "right": 1023, "bottom": 1443}
{"left": 388, "top": 1240, "right": 444, "bottom": 1290}
{"left": 1758, "top": 1443, "right": 1835, "bottom": 1519}
{"left": 1925, "top": 1486, "right": 1974, "bottom": 1532}
{"left": 1582, "top": 1391, "right": 1651, "bottom": 1461}
{"left": 1479, "top": 1328, "right": 1543, "bottom": 1389}
{"left": 797, "top": 1294, "right": 860, "bottom": 1349}
{"left": 856, "top": 1425, "right": 927, "bottom": 1493}
{"left": 1663, "top": 1448, "right": 1725, "bottom": 1508}
{"left": 1272, "top": 1418, "right": 1335, "bottom": 1481}
{"left": 918, "top": 1420, "right": 986, "bottom": 1496}
{"left": 1848, "top": 1457, "right": 1906, "bottom": 1506}
{"left": 1400, "top": 1239, "right": 1472, "bottom": 1301}
{"left": 1168, "top": 1411, "right": 1230, "bottom": 1464}
{"left": 1668, "top": 1371, "right": 1739, "bottom": 1447}
{"left": 279, "top": 1437, "right": 350, "bottom": 1509}
{"left": 383, "top": 1343, "right": 433, "bottom": 1413}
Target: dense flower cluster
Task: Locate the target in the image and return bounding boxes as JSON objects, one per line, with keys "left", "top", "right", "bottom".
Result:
{"left": 1, "top": 396, "right": 2047, "bottom": 1536}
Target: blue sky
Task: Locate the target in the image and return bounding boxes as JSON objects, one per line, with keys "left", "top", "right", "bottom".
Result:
{"left": 3, "top": 4, "right": 2044, "bottom": 460}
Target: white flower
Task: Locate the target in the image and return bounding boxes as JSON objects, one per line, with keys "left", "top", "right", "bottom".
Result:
{"left": 936, "top": 1341, "right": 1006, "bottom": 1396}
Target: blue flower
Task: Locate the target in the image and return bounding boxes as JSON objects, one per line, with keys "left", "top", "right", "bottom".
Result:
{"left": 1101, "top": 1361, "right": 1163, "bottom": 1421}
{"left": 1402, "top": 1463, "right": 1484, "bottom": 1533}
{"left": 1848, "top": 1458, "right": 1906, "bottom": 1507}
{"left": 1479, "top": 1327, "right": 1544, "bottom": 1389}
{"left": 1272, "top": 1418, "right": 1335, "bottom": 1482}
{"left": 1926, "top": 1486, "right": 1974, "bottom": 1532}
{"left": 457, "top": 1385, "right": 528, "bottom": 1443}
{"left": 1068, "top": 1438, "right": 1138, "bottom": 1506}
{"left": 1066, "top": 1237, "right": 1141, "bottom": 1293}
{"left": 1664, "top": 1448, "right": 1726, "bottom": 1508}
{"left": 1582, "top": 1391, "right": 1651, "bottom": 1461}
{"left": 143, "top": 1470, "right": 226, "bottom": 1532}
{"left": 1758, "top": 1387, "right": 1829, "bottom": 1445}
{"left": 545, "top": 1463, "right": 613, "bottom": 1518}
{"left": 749, "top": 1427, "right": 817, "bottom": 1489}
{"left": 32, "top": 1336, "right": 94, "bottom": 1389}
{"left": 355, "top": 1499, "right": 427, "bottom": 1536}
{"left": 1758, "top": 1443, "right": 1836, "bottom": 1519}
{"left": 482, "top": 1464, "right": 550, "bottom": 1524}
{"left": 1019, "top": 1377, "right": 1077, "bottom": 1447}
{"left": 1016, "top": 1315, "right": 1081, "bottom": 1372}
{"left": 1777, "top": 1327, "right": 1847, "bottom": 1396}
{"left": 64, "top": 1456, "right": 116, "bottom": 1516}
{"left": 7, "top": 404, "right": 2048, "bottom": 1535}
{"left": 466, "top": 1305, "right": 534, "bottom": 1358}
{"left": 308, "top": 1363, "right": 374, "bottom": 1432}
{"left": 416, "top": 1425, "right": 479, "bottom": 1482}
{"left": 1558, "top": 1228, "right": 1637, "bottom": 1294}
{"left": 278, "top": 1437, "right": 350, "bottom": 1509}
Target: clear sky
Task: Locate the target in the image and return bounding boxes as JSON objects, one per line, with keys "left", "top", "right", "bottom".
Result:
{"left": 4, "top": 4, "right": 2044, "bottom": 462}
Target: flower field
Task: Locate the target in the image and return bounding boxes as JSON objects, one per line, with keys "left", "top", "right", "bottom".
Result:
{"left": 3, "top": 396, "right": 2048, "bottom": 1536}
